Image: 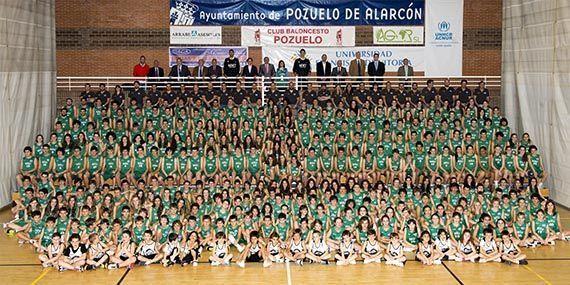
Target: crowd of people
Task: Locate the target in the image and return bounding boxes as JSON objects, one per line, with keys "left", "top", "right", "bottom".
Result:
{"left": 132, "top": 50, "right": 392, "bottom": 81}
{"left": 4, "top": 53, "right": 566, "bottom": 273}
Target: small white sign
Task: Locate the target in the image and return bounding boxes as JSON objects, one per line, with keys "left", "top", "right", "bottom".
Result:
{"left": 170, "top": 26, "right": 222, "bottom": 45}
{"left": 373, "top": 26, "right": 424, "bottom": 45}
{"left": 242, "top": 26, "right": 355, "bottom": 47}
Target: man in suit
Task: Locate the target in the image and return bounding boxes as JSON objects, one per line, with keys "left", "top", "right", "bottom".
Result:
{"left": 397, "top": 58, "right": 414, "bottom": 87}
{"left": 169, "top": 57, "right": 191, "bottom": 78}
{"left": 147, "top": 60, "right": 164, "bottom": 78}
{"left": 259, "top": 57, "right": 276, "bottom": 77}
{"left": 193, "top": 59, "right": 209, "bottom": 78}
{"left": 208, "top": 58, "right": 222, "bottom": 78}
{"left": 316, "top": 54, "right": 332, "bottom": 79}
{"left": 241, "top": 57, "right": 258, "bottom": 77}
{"left": 367, "top": 53, "right": 385, "bottom": 83}
{"left": 348, "top": 51, "right": 366, "bottom": 81}
{"left": 331, "top": 60, "right": 348, "bottom": 77}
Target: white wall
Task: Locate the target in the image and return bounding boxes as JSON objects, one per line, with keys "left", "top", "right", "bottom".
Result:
{"left": 0, "top": 0, "right": 56, "bottom": 206}
{"left": 503, "top": 0, "right": 570, "bottom": 206}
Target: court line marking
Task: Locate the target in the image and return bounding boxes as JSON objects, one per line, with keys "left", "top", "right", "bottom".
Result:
{"left": 285, "top": 261, "right": 292, "bottom": 285}
{"left": 523, "top": 265, "right": 552, "bottom": 285}
{"left": 30, "top": 267, "right": 51, "bottom": 285}
{"left": 0, "top": 263, "right": 38, "bottom": 267}
{"left": 116, "top": 267, "right": 131, "bottom": 285}
{"left": 442, "top": 262, "right": 464, "bottom": 285}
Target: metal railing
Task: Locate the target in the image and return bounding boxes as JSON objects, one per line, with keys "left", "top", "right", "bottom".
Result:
{"left": 57, "top": 75, "right": 501, "bottom": 105}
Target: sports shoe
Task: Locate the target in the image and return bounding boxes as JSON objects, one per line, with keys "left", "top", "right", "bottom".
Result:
{"left": 192, "top": 261, "right": 198, "bottom": 267}
{"left": 349, "top": 260, "right": 356, "bottom": 265}
{"left": 519, "top": 259, "right": 528, "bottom": 265}
{"left": 211, "top": 261, "right": 220, "bottom": 266}
{"left": 434, "top": 260, "right": 442, "bottom": 265}
{"left": 396, "top": 261, "right": 404, "bottom": 267}
{"left": 237, "top": 261, "right": 245, "bottom": 268}
{"left": 58, "top": 266, "right": 66, "bottom": 272}
{"left": 107, "top": 263, "right": 118, "bottom": 269}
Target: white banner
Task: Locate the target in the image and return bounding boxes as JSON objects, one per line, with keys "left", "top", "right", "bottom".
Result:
{"left": 262, "top": 46, "right": 424, "bottom": 73}
{"left": 170, "top": 26, "right": 222, "bottom": 45}
{"left": 373, "top": 26, "right": 424, "bottom": 45}
{"left": 424, "top": 0, "right": 463, "bottom": 76}
{"left": 242, "top": 26, "right": 355, "bottom": 47}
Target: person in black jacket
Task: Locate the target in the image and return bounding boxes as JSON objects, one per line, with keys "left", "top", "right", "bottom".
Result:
{"left": 241, "top": 58, "right": 258, "bottom": 77}
{"left": 293, "top": 49, "right": 311, "bottom": 89}
{"left": 169, "top": 57, "right": 191, "bottom": 78}
{"left": 367, "top": 53, "right": 385, "bottom": 83}
{"left": 316, "top": 54, "right": 332, "bottom": 80}
{"left": 223, "top": 49, "right": 240, "bottom": 77}
{"left": 147, "top": 60, "right": 164, "bottom": 78}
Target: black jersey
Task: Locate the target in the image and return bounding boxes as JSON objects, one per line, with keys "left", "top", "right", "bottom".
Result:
{"left": 293, "top": 58, "right": 311, "bottom": 76}
{"left": 224, "top": 57, "right": 240, "bottom": 77}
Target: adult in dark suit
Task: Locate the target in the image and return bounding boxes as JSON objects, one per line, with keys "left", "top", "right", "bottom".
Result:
{"left": 208, "top": 58, "right": 223, "bottom": 78}
{"left": 367, "top": 53, "right": 385, "bottom": 83}
{"left": 241, "top": 57, "right": 258, "bottom": 77}
{"left": 193, "top": 59, "right": 209, "bottom": 78}
{"left": 147, "top": 60, "right": 164, "bottom": 78}
{"left": 169, "top": 57, "right": 191, "bottom": 78}
{"left": 259, "top": 57, "right": 276, "bottom": 77}
{"left": 316, "top": 54, "right": 332, "bottom": 79}
{"left": 397, "top": 58, "right": 414, "bottom": 87}
{"left": 331, "top": 60, "right": 348, "bottom": 84}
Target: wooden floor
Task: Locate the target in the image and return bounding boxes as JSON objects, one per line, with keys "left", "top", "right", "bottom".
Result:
{"left": 2, "top": 209, "right": 570, "bottom": 285}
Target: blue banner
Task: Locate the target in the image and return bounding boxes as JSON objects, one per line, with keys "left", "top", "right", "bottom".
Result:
{"left": 170, "top": 0, "right": 424, "bottom": 26}
{"left": 169, "top": 47, "right": 248, "bottom": 67}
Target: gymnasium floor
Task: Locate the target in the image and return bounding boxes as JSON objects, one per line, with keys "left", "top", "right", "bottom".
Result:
{"left": 2, "top": 208, "right": 570, "bottom": 285}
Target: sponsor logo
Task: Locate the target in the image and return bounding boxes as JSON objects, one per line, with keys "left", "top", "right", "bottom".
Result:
{"left": 373, "top": 26, "right": 423, "bottom": 45}
{"left": 170, "top": 0, "right": 198, "bottom": 25}
{"left": 434, "top": 21, "right": 452, "bottom": 41}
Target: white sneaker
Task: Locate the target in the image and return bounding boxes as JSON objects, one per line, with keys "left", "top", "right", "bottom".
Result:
{"left": 263, "top": 261, "right": 272, "bottom": 268}
{"left": 434, "top": 260, "right": 442, "bottom": 265}
{"left": 349, "top": 260, "right": 356, "bottom": 265}
{"left": 396, "top": 261, "right": 404, "bottom": 267}
{"left": 107, "top": 263, "right": 118, "bottom": 269}
{"left": 223, "top": 260, "right": 230, "bottom": 265}
{"left": 363, "top": 259, "right": 373, "bottom": 264}
{"left": 237, "top": 261, "right": 245, "bottom": 268}
{"left": 211, "top": 261, "right": 220, "bottom": 266}
{"left": 192, "top": 261, "right": 198, "bottom": 267}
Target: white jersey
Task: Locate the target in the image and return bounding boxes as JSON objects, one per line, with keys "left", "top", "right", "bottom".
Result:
{"left": 419, "top": 242, "right": 432, "bottom": 257}
{"left": 388, "top": 242, "right": 402, "bottom": 257}
{"left": 309, "top": 239, "right": 329, "bottom": 255}
{"left": 164, "top": 242, "right": 179, "bottom": 257}
{"left": 364, "top": 240, "right": 381, "bottom": 255}
{"left": 88, "top": 242, "right": 105, "bottom": 259}
{"left": 480, "top": 239, "right": 496, "bottom": 254}
{"left": 139, "top": 241, "right": 158, "bottom": 256}
{"left": 249, "top": 243, "right": 261, "bottom": 255}
{"left": 290, "top": 240, "right": 303, "bottom": 253}
{"left": 501, "top": 242, "right": 518, "bottom": 254}
{"left": 268, "top": 241, "right": 280, "bottom": 256}
{"left": 118, "top": 243, "right": 133, "bottom": 258}
{"left": 435, "top": 238, "right": 451, "bottom": 252}
{"left": 340, "top": 241, "right": 355, "bottom": 256}
{"left": 214, "top": 242, "right": 228, "bottom": 257}
{"left": 459, "top": 241, "right": 474, "bottom": 254}
{"left": 50, "top": 244, "right": 62, "bottom": 256}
